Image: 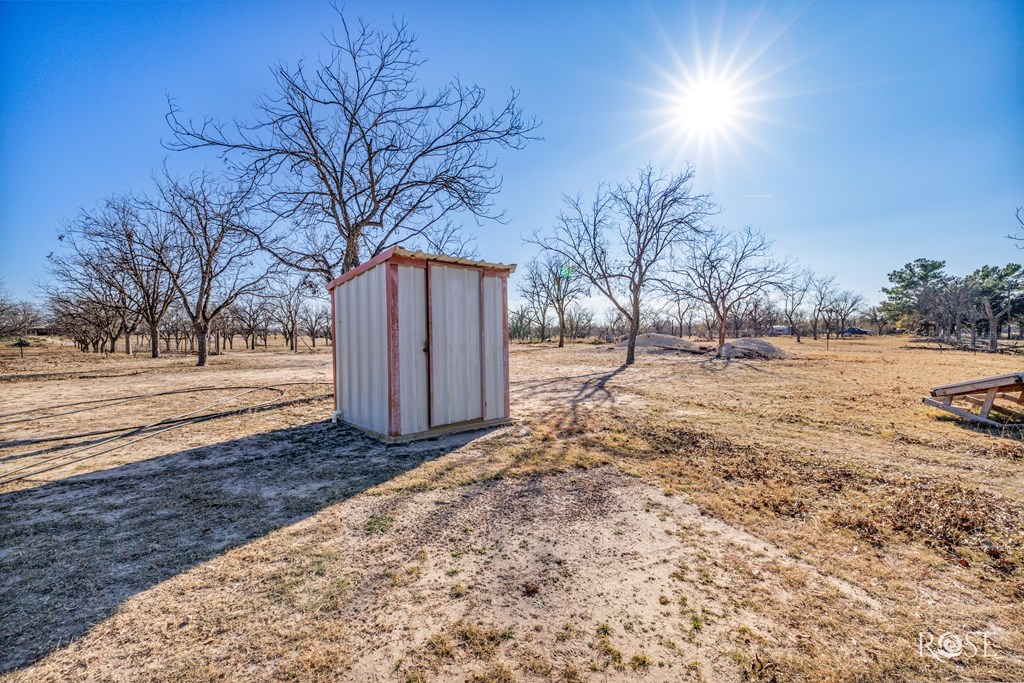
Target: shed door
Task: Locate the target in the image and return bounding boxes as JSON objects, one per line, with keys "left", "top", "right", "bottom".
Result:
{"left": 429, "top": 264, "right": 483, "bottom": 426}
{"left": 397, "top": 265, "right": 429, "bottom": 434}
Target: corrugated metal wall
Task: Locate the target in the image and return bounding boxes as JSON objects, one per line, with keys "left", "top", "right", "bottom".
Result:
{"left": 333, "top": 264, "right": 388, "bottom": 434}
{"left": 397, "top": 265, "right": 429, "bottom": 434}
{"left": 482, "top": 275, "right": 507, "bottom": 420}
{"left": 429, "top": 265, "right": 483, "bottom": 426}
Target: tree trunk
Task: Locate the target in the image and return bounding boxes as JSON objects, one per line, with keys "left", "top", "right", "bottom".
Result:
{"left": 195, "top": 321, "right": 210, "bottom": 367}
{"left": 625, "top": 300, "right": 641, "bottom": 365}
{"left": 149, "top": 321, "right": 161, "bottom": 358}
{"left": 625, "top": 320, "right": 638, "bottom": 365}
{"left": 343, "top": 235, "right": 361, "bottom": 273}
{"left": 983, "top": 299, "right": 998, "bottom": 351}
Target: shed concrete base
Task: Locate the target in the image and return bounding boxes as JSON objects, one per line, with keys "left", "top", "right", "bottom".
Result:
{"left": 331, "top": 414, "right": 512, "bottom": 444}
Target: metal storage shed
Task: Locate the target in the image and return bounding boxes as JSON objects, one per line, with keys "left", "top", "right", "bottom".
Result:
{"left": 326, "top": 247, "right": 516, "bottom": 442}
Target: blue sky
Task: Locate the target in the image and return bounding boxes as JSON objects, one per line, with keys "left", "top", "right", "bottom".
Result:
{"left": 1, "top": 0, "right": 1021, "bottom": 305}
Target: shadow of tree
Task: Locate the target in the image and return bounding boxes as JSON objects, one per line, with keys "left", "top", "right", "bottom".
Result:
{"left": 513, "top": 365, "right": 629, "bottom": 434}
{"left": 0, "top": 421, "right": 479, "bottom": 673}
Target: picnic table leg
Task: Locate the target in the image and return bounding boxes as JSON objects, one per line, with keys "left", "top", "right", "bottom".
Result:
{"left": 979, "top": 388, "right": 998, "bottom": 420}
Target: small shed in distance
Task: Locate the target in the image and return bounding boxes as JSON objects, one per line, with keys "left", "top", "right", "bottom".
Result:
{"left": 327, "top": 247, "right": 516, "bottom": 442}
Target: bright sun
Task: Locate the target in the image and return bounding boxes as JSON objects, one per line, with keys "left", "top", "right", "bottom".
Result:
{"left": 624, "top": 8, "right": 795, "bottom": 172}
{"left": 637, "top": 57, "right": 766, "bottom": 170}
{"left": 676, "top": 77, "right": 741, "bottom": 135}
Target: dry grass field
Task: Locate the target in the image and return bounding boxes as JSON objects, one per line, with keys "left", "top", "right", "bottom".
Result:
{"left": 1, "top": 335, "right": 1022, "bottom": 682}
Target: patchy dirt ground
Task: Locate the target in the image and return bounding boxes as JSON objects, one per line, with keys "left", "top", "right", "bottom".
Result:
{"left": 1, "top": 337, "right": 1022, "bottom": 682}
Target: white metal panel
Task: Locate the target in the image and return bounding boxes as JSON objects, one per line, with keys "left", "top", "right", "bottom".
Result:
{"left": 482, "top": 275, "right": 507, "bottom": 420}
{"left": 429, "top": 265, "right": 482, "bottom": 426}
{"left": 397, "top": 265, "right": 429, "bottom": 434}
{"left": 334, "top": 264, "right": 388, "bottom": 434}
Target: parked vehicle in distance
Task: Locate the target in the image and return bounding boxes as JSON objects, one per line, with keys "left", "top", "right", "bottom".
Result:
{"left": 843, "top": 327, "right": 874, "bottom": 336}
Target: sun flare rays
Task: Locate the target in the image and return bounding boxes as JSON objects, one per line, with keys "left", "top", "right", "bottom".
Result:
{"left": 617, "top": 3, "right": 810, "bottom": 177}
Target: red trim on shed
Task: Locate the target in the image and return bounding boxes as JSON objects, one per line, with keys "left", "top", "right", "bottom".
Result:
{"left": 330, "top": 287, "right": 338, "bottom": 415}
{"left": 502, "top": 277, "right": 510, "bottom": 418}
{"left": 388, "top": 254, "right": 428, "bottom": 268}
{"left": 386, "top": 263, "right": 401, "bottom": 436}
{"left": 326, "top": 247, "right": 515, "bottom": 291}
{"left": 325, "top": 247, "right": 398, "bottom": 291}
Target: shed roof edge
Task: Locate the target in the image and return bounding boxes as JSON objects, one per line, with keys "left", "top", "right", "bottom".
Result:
{"left": 326, "top": 246, "right": 516, "bottom": 290}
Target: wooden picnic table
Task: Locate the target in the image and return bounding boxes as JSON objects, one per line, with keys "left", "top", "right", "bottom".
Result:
{"left": 922, "top": 372, "right": 1024, "bottom": 427}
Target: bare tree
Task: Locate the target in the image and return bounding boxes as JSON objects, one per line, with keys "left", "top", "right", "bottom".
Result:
{"left": 740, "top": 294, "right": 780, "bottom": 337}
{"left": 55, "top": 196, "right": 176, "bottom": 358}
{"left": 522, "top": 255, "right": 589, "bottom": 347}
{"left": 299, "top": 301, "right": 330, "bottom": 348}
{"left": 519, "top": 260, "right": 553, "bottom": 342}
{"left": 810, "top": 274, "right": 838, "bottom": 341}
{"left": 536, "top": 165, "right": 714, "bottom": 364}
{"left": 829, "top": 290, "right": 865, "bottom": 335}
{"left": 671, "top": 226, "right": 793, "bottom": 347}
{"left": 231, "top": 293, "right": 271, "bottom": 350}
{"left": 157, "top": 172, "right": 277, "bottom": 366}
{"left": 0, "top": 283, "right": 38, "bottom": 339}
{"left": 863, "top": 306, "right": 888, "bottom": 336}
{"left": 780, "top": 269, "right": 812, "bottom": 342}
{"left": 269, "top": 278, "right": 306, "bottom": 352}
{"left": 563, "top": 304, "right": 594, "bottom": 342}
{"left": 48, "top": 293, "right": 118, "bottom": 353}
{"left": 1008, "top": 207, "right": 1023, "bottom": 247}
{"left": 930, "top": 277, "right": 977, "bottom": 343}
{"left": 665, "top": 293, "right": 696, "bottom": 338}
{"left": 508, "top": 304, "right": 532, "bottom": 341}
{"left": 165, "top": 12, "right": 537, "bottom": 282}
{"left": 46, "top": 241, "right": 139, "bottom": 355}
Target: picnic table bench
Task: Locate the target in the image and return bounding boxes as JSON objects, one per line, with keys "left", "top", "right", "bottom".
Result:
{"left": 923, "top": 372, "right": 1024, "bottom": 427}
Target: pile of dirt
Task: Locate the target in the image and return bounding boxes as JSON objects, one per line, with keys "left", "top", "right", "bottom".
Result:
{"left": 610, "top": 333, "right": 702, "bottom": 354}
{"left": 716, "top": 338, "right": 789, "bottom": 360}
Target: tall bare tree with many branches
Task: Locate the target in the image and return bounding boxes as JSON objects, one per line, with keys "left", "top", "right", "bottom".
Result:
{"left": 521, "top": 255, "right": 589, "bottom": 347}
{"left": 671, "top": 226, "right": 793, "bottom": 347}
{"left": 55, "top": 196, "right": 176, "bottom": 358}
{"left": 536, "top": 164, "right": 714, "bottom": 364}
{"left": 165, "top": 12, "right": 537, "bottom": 282}
{"left": 780, "top": 268, "right": 813, "bottom": 342}
{"left": 156, "top": 173, "right": 277, "bottom": 366}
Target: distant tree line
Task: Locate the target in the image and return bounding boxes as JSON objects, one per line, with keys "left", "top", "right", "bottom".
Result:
{"left": 878, "top": 258, "right": 1022, "bottom": 350}
{"left": 518, "top": 165, "right": 868, "bottom": 363}
{"left": 0, "top": 281, "right": 42, "bottom": 345}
